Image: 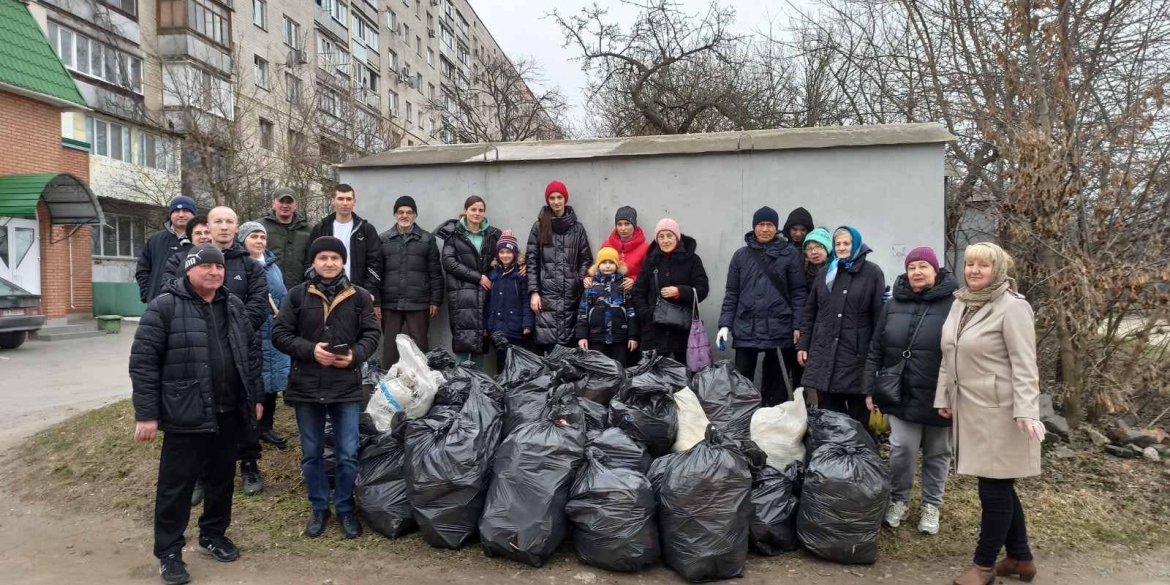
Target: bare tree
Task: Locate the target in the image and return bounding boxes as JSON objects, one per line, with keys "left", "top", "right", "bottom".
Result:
{"left": 432, "top": 54, "right": 567, "bottom": 143}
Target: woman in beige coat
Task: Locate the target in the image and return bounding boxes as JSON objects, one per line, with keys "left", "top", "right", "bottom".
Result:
{"left": 934, "top": 243, "right": 1046, "bottom": 585}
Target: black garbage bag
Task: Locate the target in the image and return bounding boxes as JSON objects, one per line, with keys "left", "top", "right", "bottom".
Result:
{"left": 502, "top": 371, "right": 558, "bottom": 436}
{"left": 579, "top": 392, "right": 609, "bottom": 433}
{"left": 749, "top": 461, "right": 803, "bottom": 556}
{"left": 804, "top": 409, "right": 878, "bottom": 455}
{"left": 586, "top": 427, "right": 652, "bottom": 473}
{"left": 648, "top": 425, "right": 753, "bottom": 582}
{"left": 691, "top": 361, "right": 761, "bottom": 442}
{"left": 405, "top": 381, "right": 505, "bottom": 549}
{"left": 499, "top": 345, "right": 548, "bottom": 385}
{"left": 355, "top": 427, "right": 416, "bottom": 539}
{"left": 425, "top": 346, "right": 458, "bottom": 374}
{"left": 435, "top": 364, "right": 496, "bottom": 407}
{"left": 626, "top": 350, "right": 689, "bottom": 394}
{"left": 797, "top": 443, "right": 889, "bottom": 565}
{"left": 545, "top": 346, "right": 627, "bottom": 404}
{"left": 323, "top": 420, "right": 376, "bottom": 487}
{"left": 565, "top": 447, "right": 659, "bottom": 572}
{"left": 479, "top": 393, "right": 587, "bottom": 567}
{"left": 608, "top": 384, "right": 678, "bottom": 458}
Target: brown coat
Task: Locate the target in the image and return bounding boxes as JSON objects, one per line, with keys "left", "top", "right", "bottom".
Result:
{"left": 933, "top": 284, "right": 1041, "bottom": 479}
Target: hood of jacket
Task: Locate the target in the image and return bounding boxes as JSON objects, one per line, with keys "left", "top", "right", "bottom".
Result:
{"left": 743, "top": 231, "right": 795, "bottom": 258}
{"left": 784, "top": 207, "right": 814, "bottom": 235}
{"left": 603, "top": 225, "right": 647, "bottom": 250}
{"left": 646, "top": 233, "right": 698, "bottom": 259}
{"left": 262, "top": 211, "right": 309, "bottom": 231}
{"left": 893, "top": 268, "right": 957, "bottom": 302}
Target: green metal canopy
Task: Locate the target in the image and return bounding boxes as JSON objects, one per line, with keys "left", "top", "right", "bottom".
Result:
{"left": 0, "top": 173, "right": 103, "bottom": 224}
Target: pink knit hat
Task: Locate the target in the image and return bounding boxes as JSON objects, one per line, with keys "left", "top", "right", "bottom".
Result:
{"left": 654, "top": 218, "right": 681, "bottom": 241}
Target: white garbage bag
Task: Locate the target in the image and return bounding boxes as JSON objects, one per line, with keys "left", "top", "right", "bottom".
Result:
{"left": 671, "top": 387, "right": 710, "bottom": 453}
{"left": 750, "top": 387, "right": 808, "bottom": 468}
{"left": 367, "top": 335, "right": 445, "bottom": 432}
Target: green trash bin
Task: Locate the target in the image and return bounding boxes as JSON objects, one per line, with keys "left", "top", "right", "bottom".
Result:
{"left": 96, "top": 315, "right": 123, "bottom": 334}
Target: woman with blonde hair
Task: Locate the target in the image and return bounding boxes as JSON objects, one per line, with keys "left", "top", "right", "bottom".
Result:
{"left": 936, "top": 242, "right": 1046, "bottom": 585}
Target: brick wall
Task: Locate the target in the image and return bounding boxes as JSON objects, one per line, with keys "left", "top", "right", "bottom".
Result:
{"left": 0, "top": 91, "right": 94, "bottom": 319}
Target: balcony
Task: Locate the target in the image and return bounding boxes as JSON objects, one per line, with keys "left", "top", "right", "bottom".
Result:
{"left": 157, "top": 32, "right": 233, "bottom": 77}
{"left": 354, "top": 86, "right": 380, "bottom": 110}
{"left": 157, "top": 0, "right": 233, "bottom": 76}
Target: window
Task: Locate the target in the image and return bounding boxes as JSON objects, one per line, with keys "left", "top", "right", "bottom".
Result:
{"left": 104, "top": 0, "right": 136, "bottom": 16}
{"left": 442, "top": 0, "right": 452, "bottom": 20}
{"left": 288, "top": 129, "right": 305, "bottom": 151}
{"left": 387, "top": 10, "right": 396, "bottom": 31}
{"left": 284, "top": 71, "right": 301, "bottom": 102}
{"left": 355, "top": 62, "right": 379, "bottom": 92}
{"left": 319, "top": 86, "right": 340, "bottom": 117}
{"left": 427, "top": 11, "right": 433, "bottom": 29}
{"left": 259, "top": 118, "right": 274, "bottom": 150}
{"left": 414, "top": 0, "right": 420, "bottom": 16}
{"left": 92, "top": 214, "right": 145, "bottom": 258}
{"left": 440, "top": 55, "right": 453, "bottom": 79}
{"left": 415, "top": 72, "right": 422, "bottom": 92}
{"left": 439, "top": 23, "right": 453, "bottom": 50}
{"left": 253, "top": 55, "right": 269, "bottom": 89}
{"left": 191, "top": 0, "right": 230, "bottom": 46}
{"left": 387, "top": 49, "right": 397, "bottom": 72}
{"left": 388, "top": 90, "right": 398, "bottom": 116}
{"left": 318, "top": 36, "right": 350, "bottom": 76}
{"left": 253, "top": 0, "right": 266, "bottom": 29}
{"left": 137, "top": 132, "right": 176, "bottom": 171}
{"left": 402, "top": 23, "right": 409, "bottom": 41}
{"left": 353, "top": 13, "right": 378, "bottom": 50}
{"left": 417, "top": 109, "right": 423, "bottom": 129}
{"left": 428, "top": 82, "right": 434, "bottom": 100}
{"left": 416, "top": 35, "right": 422, "bottom": 56}
{"left": 457, "top": 11, "right": 469, "bottom": 36}
{"left": 47, "top": 21, "right": 143, "bottom": 93}
{"left": 315, "top": 0, "right": 347, "bottom": 26}
{"left": 457, "top": 42, "right": 469, "bottom": 67}
{"left": 283, "top": 16, "right": 301, "bottom": 49}
{"left": 85, "top": 117, "right": 131, "bottom": 162}
{"left": 427, "top": 47, "right": 434, "bottom": 66}
{"left": 405, "top": 101, "right": 412, "bottom": 125}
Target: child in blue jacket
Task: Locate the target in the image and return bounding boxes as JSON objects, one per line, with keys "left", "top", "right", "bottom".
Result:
{"left": 576, "top": 246, "right": 638, "bottom": 365}
{"left": 484, "top": 230, "right": 534, "bottom": 369}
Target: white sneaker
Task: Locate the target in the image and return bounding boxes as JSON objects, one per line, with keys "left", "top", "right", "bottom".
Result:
{"left": 884, "top": 500, "right": 910, "bottom": 528}
{"left": 919, "top": 503, "right": 941, "bottom": 535}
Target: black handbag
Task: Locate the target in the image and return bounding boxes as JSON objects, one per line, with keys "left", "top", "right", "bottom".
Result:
{"left": 651, "top": 268, "right": 692, "bottom": 330}
{"left": 872, "top": 310, "right": 928, "bottom": 407}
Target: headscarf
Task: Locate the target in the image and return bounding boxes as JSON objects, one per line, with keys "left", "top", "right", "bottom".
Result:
{"left": 954, "top": 242, "right": 1017, "bottom": 328}
{"left": 824, "top": 226, "right": 863, "bottom": 293}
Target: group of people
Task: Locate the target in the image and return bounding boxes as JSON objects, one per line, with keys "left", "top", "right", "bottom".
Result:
{"left": 129, "top": 180, "right": 1045, "bottom": 585}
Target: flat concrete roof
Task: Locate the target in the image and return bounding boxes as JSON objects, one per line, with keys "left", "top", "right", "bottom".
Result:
{"left": 342, "top": 123, "right": 955, "bottom": 169}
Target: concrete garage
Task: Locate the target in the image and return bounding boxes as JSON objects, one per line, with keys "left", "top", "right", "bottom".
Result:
{"left": 340, "top": 123, "right": 954, "bottom": 357}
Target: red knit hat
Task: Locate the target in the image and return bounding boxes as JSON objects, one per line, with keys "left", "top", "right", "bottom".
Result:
{"left": 544, "top": 180, "right": 568, "bottom": 203}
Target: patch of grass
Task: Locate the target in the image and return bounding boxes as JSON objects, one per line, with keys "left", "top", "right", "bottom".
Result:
{"left": 5, "top": 399, "right": 1170, "bottom": 567}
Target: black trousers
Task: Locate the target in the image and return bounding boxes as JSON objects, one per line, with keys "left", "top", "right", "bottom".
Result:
{"left": 593, "top": 341, "right": 630, "bottom": 366}
{"left": 975, "top": 478, "right": 1033, "bottom": 566}
{"left": 780, "top": 347, "right": 802, "bottom": 389}
{"left": 257, "top": 392, "right": 278, "bottom": 430}
{"left": 382, "top": 309, "right": 430, "bottom": 367}
{"left": 818, "top": 391, "right": 870, "bottom": 428}
{"left": 154, "top": 412, "right": 242, "bottom": 558}
{"left": 734, "top": 347, "right": 790, "bottom": 407}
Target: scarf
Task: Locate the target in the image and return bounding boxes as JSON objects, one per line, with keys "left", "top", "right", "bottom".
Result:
{"left": 824, "top": 226, "right": 863, "bottom": 293}
{"left": 308, "top": 270, "right": 352, "bottom": 303}
{"left": 954, "top": 242, "right": 1017, "bottom": 329}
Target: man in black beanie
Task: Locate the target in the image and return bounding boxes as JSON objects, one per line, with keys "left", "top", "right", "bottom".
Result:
{"left": 305, "top": 184, "right": 383, "bottom": 308}
{"left": 783, "top": 207, "right": 814, "bottom": 247}
{"left": 377, "top": 194, "right": 442, "bottom": 366}
{"left": 273, "top": 236, "right": 381, "bottom": 540}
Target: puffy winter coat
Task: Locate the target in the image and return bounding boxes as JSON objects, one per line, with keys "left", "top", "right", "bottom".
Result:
{"left": 271, "top": 278, "right": 383, "bottom": 404}
{"left": 863, "top": 270, "right": 956, "bottom": 426}
{"left": 378, "top": 223, "right": 444, "bottom": 312}
{"left": 435, "top": 218, "right": 502, "bottom": 354}
{"left": 576, "top": 271, "right": 638, "bottom": 344}
{"left": 259, "top": 251, "right": 291, "bottom": 394}
{"left": 797, "top": 245, "right": 886, "bottom": 395}
{"left": 485, "top": 261, "right": 534, "bottom": 343}
{"left": 260, "top": 213, "right": 311, "bottom": 289}
{"left": 630, "top": 235, "right": 710, "bottom": 354}
{"left": 306, "top": 212, "right": 384, "bottom": 303}
{"left": 601, "top": 227, "right": 650, "bottom": 281}
{"left": 526, "top": 207, "right": 592, "bottom": 345}
{"left": 161, "top": 239, "right": 194, "bottom": 290}
{"left": 135, "top": 224, "right": 183, "bottom": 302}
{"left": 130, "top": 278, "right": 263, "bottom": 434}
{"left": 222, "top": 241, "right": 271, "bottom": 331}
{"left": 718, "top": 233, "right": 808, "bottom": 349}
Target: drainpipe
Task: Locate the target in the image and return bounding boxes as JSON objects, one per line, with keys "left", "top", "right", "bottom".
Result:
{"left": 69, "top": 233, "right": 76, "bottom": 310}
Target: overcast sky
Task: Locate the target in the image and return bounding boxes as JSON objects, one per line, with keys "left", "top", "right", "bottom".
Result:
{"left": 466, "top": 0, "right": 802, "bottom": 134}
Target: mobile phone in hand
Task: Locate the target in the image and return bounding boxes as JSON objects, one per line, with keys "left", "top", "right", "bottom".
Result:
{"left": 328, "top": 343, "right": 350, "bottom": 356}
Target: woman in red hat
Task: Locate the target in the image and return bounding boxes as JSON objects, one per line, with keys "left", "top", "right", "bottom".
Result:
{"left": 526, "top": 180, "right": 593, "bottom": 353}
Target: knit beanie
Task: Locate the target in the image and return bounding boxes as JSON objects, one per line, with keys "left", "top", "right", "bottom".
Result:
{"left": 169, "top": 195, "right": 197, "bottom": 217}
{"left": 654, "top": 218, "right": 681, "bottom": 241}
{"left": 309, "top": 236, "right": 347, "bottom": 264}
{"left": 183, "top": 243, "right": 224, "bottom": 273}
{"left": 905, "top": 246, "right": 940, "bottom": 272}
{"left": 393, "top": 195, "right": 417, "bottom": 215}
{"left": 496, "top": 229, "right": 519, "bottom": 254}
{"left": 236, "top": 221, "right": 267, "bottom": 243}
{"left": 615, "top": 206, "right": 637, "bottom": 227}
{"left": 752, "top": 206, "right": 780, "bottom": 227}
{"left": 544, "top": 180, "right": 568, "bottom": 203}
{"left": 784, "top": 207, "right": 814, "bottom": 234}
{"left": 804, "top": 227, "right": 833, "bottom": 253}
{"left": 595, "top": 247, "right": 620, "bottom": 267}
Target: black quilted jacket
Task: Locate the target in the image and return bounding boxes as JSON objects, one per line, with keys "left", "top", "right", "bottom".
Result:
{"left": 526, "top": 206, "right": 593, "bottom": 345}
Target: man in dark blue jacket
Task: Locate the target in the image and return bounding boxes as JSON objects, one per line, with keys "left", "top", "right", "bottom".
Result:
{"left": 717, "top": 206, "right": 809, "bottom": 406}
{"left": 135, "top": 195, "right": 197, "bottom": 303}
{"left": 130, "top": 244, "right": 263, "bottom": 585}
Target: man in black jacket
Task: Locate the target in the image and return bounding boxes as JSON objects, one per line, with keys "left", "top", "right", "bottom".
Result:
{"left": 135, "top": 195, "right": 197, "bottom": 303}
{"left": 131, "top": 243, "right": 264, "bottom": 585}
{"left": 160, "top": 216, "right": 212, "bottom": 289}
{"left": 378, "top": 195, "right": 442, "bottom": 366}
{"left": 304, "top": 184, "right": 383, "bottom": 303}
{"left": 273, "top": 236, "right": 381, "bottom": 539}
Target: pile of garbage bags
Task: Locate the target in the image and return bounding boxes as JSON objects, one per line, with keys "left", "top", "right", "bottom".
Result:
{"left": 346, "top": 339, "right": 891, "bottom": 580}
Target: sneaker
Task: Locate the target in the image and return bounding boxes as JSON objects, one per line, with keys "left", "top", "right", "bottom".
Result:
{"left": 919, "top": 503, "right": 941, "bottom": 535}
{"left": 159, "top": 553, "right": 190, "bottom": 585}
{"left": 338, "top": 512, "right": 363, "bottom": 539}
{"left": 884, "top": 500, "right": 910, "bottom": 528}
{"left": 305, "top": 509, "right": 331, "bottom": 538}
{"left": 259, "top": 429, "right": 289, "bottom": 449}
{"left": 240, "top": 461, "right": 264, "bottom": 496}
{"left": 190, "top": 481, "right": 204, "bottom": 507}
{"left": 198, "top": 534, "right": 240, "bottom": 562}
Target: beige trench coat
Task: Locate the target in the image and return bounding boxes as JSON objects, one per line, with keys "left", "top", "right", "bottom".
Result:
{"left": 934, "top": 285, "right": 1041, "bottom": 479}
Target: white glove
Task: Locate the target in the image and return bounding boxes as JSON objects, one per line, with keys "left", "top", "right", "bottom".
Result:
{"left": 716, "top": 327, "right": 730, "bottom": 348}
{"left": 1016, "top": 418, "right": 1046, "bottom": 443}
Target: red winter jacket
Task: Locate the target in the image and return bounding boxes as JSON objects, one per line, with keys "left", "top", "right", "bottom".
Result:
{"left": 602, "top": 227, "right": 650, "bottom": 281}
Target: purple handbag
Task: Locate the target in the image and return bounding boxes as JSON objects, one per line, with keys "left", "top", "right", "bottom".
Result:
{"left": 686, "top": 296, "right": 713, "bottom": 372}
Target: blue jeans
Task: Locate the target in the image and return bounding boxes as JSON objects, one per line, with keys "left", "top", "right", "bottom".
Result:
{"left": 294, "top": 401, "right": 361, "bottom": 514}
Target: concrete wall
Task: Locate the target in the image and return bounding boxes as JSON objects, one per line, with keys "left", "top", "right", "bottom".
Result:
{"left": 341, "top": 143, "right": 946, "bottom": 356}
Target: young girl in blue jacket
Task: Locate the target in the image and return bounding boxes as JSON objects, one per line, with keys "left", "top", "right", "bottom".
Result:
{"left": 484, "top": 230, "right": 534, "bottom": 370}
